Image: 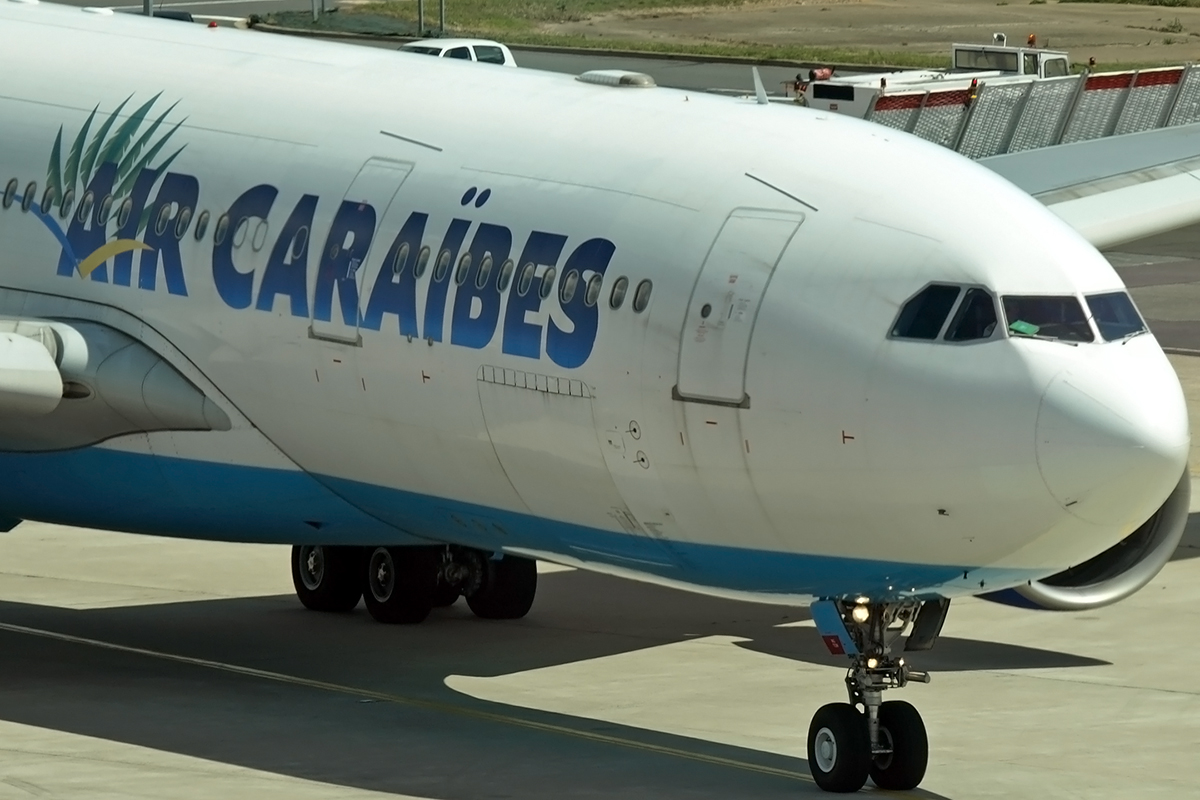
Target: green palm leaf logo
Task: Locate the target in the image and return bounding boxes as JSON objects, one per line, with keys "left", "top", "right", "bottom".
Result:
{"left": 47, "top": 93, "right": 186, "bottom": 236}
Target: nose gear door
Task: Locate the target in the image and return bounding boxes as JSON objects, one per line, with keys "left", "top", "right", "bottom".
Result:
{"left": 675, "top": 208, "right": 804, "bottom": 406}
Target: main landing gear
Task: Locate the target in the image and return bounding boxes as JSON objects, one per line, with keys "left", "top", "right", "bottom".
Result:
{"left": 290, "top": 544, "right": 537, "bottom": 624}
{"left": 807, "top": 598, "right": 950, "bottom": 793}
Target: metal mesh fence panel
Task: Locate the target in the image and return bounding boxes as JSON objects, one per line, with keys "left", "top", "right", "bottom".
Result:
{"left": 867, "top": 93, "right": 923, "bottom": 131}
{"left": 1062, "top": 74, "right": 1134, "bottom": 143}
{"left": 1167, "top": 67, "right": 1200, "bottom": 126}
{"left": 1114, "top": 69, "right": 1182, "bottom": 135}
{"left": 911, "top": 90, "right": 969, "bottom": 147}
{"left": 1007, "top": 77, "right": 1079, "bottom": 152}
{"left": 956, "top": 83, "right": 1029, "bottom": 159}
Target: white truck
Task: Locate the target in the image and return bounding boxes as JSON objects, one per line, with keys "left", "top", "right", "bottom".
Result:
{"left": 799, "top": 35, "right": 1071, "bottom": 118}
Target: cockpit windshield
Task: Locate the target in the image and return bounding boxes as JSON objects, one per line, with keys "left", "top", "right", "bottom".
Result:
{"left": 1002, "top": 296, "right": 1094, "bottom": 343}
{"left": 1086, "top": 292, "right": 1147, "bottom": 341}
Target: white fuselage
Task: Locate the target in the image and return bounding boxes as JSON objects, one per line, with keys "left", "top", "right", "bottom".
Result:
{"left": 0, "top": 2, "right": 1188, "bottom": 604}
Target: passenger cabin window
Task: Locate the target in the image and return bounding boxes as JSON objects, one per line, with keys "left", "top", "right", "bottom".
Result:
{"left": 475, "top": 45, "right": 506, "bottom": 64}
{"left": 497, "top": 259, "right": 514, "bottom": 291}
{"left": 194, "top": 210, "right": 210, "bottom": 241}
{"left": 445, "top": 47, "right": 472, "bottom": 60}
{"left": 539, "top": 266, "right": 557, "bottom": 300}
{"left": 892, "top": 284, "right": 960, "bottom": 339}
{"left": 610, "top": 276, "right": 629, "bottom": 309}
{"left": 945, "top": 288, "right": 998, "bottom": 341}
{"left": 1087, "top": 292, "right": 1147, "bottom": 341}
{"left": 2, "top": 179, "right": 16, "bottom": 209}
{"left": 1003, "top": 295, "right": 1094, "bottom": 342}
{"left": 632, "top": 280, "right": 652, "bottom": 313}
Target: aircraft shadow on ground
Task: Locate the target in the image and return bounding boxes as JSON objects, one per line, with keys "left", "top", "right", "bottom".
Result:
{"left": 0, "top": 567, "right": 1110, "bottom": 798}
{"left": 1170, "top": 513, "right": 1200, "bottom": 562}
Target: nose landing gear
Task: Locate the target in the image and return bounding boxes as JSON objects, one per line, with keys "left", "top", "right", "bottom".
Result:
{"left": 807, "top": 598, "right": 948, "bottom": 793}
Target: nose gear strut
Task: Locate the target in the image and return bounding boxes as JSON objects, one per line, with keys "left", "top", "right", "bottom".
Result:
{"left": 807, "top": 598, "right": 949, "bottom": 792}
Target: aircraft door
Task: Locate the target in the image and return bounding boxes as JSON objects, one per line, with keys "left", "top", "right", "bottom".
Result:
{"left": 310, "top": 158, "right": 413, "bottom": 345}
{"left": 675, "top": 209, "right": 804, "bottom": 405}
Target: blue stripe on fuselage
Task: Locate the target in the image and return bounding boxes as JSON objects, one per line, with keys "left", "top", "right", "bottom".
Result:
{"left": 0, "top": 448, "right": 1041, "bottom": 598}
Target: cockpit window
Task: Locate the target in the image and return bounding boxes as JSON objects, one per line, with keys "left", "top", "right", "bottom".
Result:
{"left": 945, "top": 288, "right": 997, "bottom": 341}
{"left": 1002, "top": 296, "right": 1094, "bottom": 343}
{"left": 1086, "top": 292, "right": 1147, "bottom": 341}
{"left": 892, "top": 284, "right": 960, "bottom": 339}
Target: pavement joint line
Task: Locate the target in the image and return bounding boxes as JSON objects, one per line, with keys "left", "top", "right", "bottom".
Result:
{"left": 0, "top": 620, "right": 814, "bottom": 785}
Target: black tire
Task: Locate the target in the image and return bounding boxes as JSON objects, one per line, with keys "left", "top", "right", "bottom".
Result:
{"left": 291, "top": 545, "right": 362, "bottom": 612}
{"left": 869, "top": 701, "right": 928, "bottom": 791}
{"left": 465, "top": 555, "right": 537, "bottom": 619}
{"left": 362, "top": 546, "right": 438, "bottom": 624}
{"left": 807, "top": 703, "right": 870, "bottom": 793}
{"left": 432, "top": 582, "right": 460, "bottom": 607}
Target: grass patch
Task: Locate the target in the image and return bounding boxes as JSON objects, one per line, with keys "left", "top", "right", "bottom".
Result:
{"left": 1060, "top": 0, "right": 1200, "bottom": 6}
{"left": 259, "top": 0, "right": 1199, "bottom": 69}
{"left": 263, "top": 3, "right": 950, "bottom": 67}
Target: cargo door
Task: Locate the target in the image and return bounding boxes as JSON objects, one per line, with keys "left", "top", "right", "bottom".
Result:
{"left": 478, "top": 366, "right": 679, "bottom": 568}
{"left": 676, "top": 209, "right": 804, "bottom": 406}
{"left": 310, "top": 158, "right": 413, "bottom": 345}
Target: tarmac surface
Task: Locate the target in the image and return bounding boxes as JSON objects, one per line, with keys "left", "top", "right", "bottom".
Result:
{"left": 1, "top": 227, "right": 1200, "bottom": 799}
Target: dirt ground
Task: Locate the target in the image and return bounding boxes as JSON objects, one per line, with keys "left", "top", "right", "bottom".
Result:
{"left": 543, "top": 0, "right": 1200, "bottom": 67}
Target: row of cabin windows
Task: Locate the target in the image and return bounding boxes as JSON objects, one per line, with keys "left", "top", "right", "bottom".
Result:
{"left": 3, "top": 177, "right": 655, "bottom": 314}
{"left": 893, "top": 283, "right": 1146, "bottom": 344}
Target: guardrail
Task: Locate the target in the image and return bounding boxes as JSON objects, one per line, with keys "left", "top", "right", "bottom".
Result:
{"left": 865, "top": 65, "right": 1200, "bottom": 158}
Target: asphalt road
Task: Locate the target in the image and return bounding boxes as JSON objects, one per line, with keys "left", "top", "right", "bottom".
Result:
{"left": 1106, "top": 226, "right": 1200, "bottom": 352}
{"left": 1, "top": 515, "right": 1198, "bottom": 800}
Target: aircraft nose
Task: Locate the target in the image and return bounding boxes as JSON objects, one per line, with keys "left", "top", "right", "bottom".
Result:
{"left": 1035, "top": 350, "right": 1189, "bottom": 527}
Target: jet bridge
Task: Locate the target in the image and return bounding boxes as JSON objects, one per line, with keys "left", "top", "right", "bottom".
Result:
{"left": 863, "top": 66, "right": 1200, "bottom": 159}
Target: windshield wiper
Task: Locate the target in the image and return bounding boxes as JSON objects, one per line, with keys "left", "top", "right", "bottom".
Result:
{"left": 1008, "top": 330, "right": 1080, "bottom": 346}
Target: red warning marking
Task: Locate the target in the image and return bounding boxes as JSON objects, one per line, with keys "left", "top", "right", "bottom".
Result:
{"left": 822, "top": 635, "right": 846, "bottom": 656}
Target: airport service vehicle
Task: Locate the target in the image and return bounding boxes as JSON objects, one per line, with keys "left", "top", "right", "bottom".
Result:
{"left": 0, "top": 3, "right": 1197, "bottom": 792}
{"left": 399, "top": 37, "right": 517, "bottom": 67}
{"left": 801, "top": 35, "right": 1070, "bottom": 117}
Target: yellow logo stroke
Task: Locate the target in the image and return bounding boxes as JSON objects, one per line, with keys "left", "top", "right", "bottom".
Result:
{"left": 77, "top": 239, "right": 155, "bottom": 278}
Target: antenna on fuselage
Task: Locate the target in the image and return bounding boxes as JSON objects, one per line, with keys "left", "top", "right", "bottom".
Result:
{"left": 752, "top": 67, "right": 769, "bottom": 105}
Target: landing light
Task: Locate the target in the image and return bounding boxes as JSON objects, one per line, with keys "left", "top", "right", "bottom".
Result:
{"left": 867, "top": 657, "right": 879, "bottom": 669}
{"left": 852, "top": 604, "right": 870, "bottom": 623}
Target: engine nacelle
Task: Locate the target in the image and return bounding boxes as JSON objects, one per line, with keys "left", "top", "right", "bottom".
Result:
{"left": 980, "top": 470, "right": 1190, "bottom": 611}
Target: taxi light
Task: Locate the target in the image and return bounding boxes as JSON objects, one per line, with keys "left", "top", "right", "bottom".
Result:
{"left": 867, "top": 657, "right": 879, "bottom": 669}
{"left": 852, "top": 604, "right": 870, "bottom": 623}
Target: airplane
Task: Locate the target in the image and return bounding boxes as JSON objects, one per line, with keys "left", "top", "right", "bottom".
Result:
{"left": 0, "top": 1, "right": 1195, "bottom": 792}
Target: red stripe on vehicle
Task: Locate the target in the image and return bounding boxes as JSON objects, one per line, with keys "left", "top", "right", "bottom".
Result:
{"left": 1135, "top": 69, "right": 1184, "bottom": 87}
{"left": 1085, "top": 73, "right": 1134, "bottom": 91}
{"left": 924, "top": 90, "right": 970, "bottom": 108}
{"left": 874, "top": 94, "right": 924, "bottom": 111}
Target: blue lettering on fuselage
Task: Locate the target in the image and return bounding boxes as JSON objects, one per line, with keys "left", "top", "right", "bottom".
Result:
{"left": 55, "top": 172, "right": 616, "bottom": 367}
